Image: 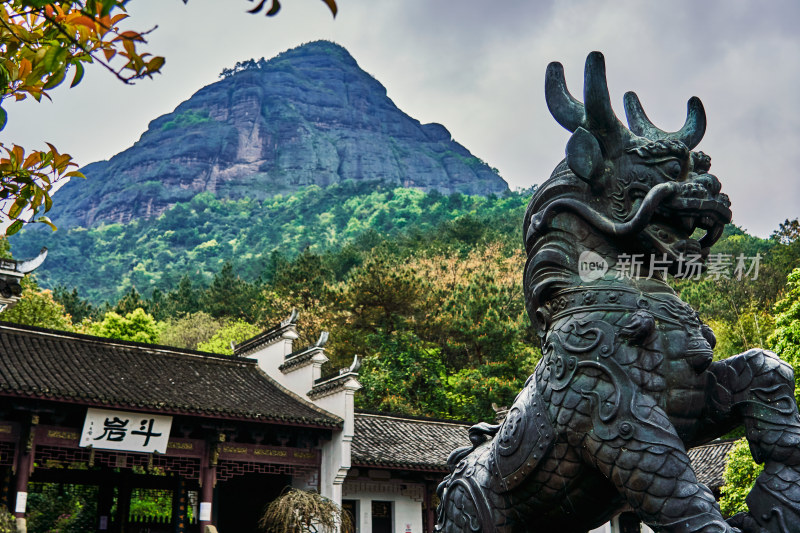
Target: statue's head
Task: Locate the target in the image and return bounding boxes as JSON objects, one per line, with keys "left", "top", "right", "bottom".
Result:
{"left": 524, "top": 52, "right": 731, "bottom": 274}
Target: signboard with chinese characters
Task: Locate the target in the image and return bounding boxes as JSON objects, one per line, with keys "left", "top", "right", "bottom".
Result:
{"left": 80, "top": 408, "right": 172, "bottom": 454}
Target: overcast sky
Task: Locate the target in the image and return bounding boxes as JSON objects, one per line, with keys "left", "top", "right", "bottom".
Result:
{"left": 1, "top": 0, "right": 798, "bottom": 237}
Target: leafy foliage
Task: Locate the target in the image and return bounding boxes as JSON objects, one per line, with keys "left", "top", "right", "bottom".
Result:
{"left": 0, "top": 506, "right": 14, "bottom": 533}
{"left": 129, "top": 488, "right": 171, "bottom": 519}
{"left": 357, "top": 331, "right": 448, "bottom": 416}
{"left": 84, "top": 307, "right": 160, "bottom": 343}
{"left": 13, "top": 183, "right": 528, "bottom": 304}
{"left": 27, "top": 482, "right": 97, "bottom": 533}
{"left": 260, "top": 488, "right": 352, "bottom": 533}
{"left": 197, "top": 319, "right": 261, "bottom": 355}
{"left": 720, "top": 439, "right": 763, "bottom": 516}
{"left": 0, "top": 276, "right": 72, "bottom": 329}
{"left": 768, "top": 268, "right": 800, "bottom": 402}
{"left": 159, "top": 311, "right": 224, "bottom": 350}
{"left": 0, "top": 0, "right": 165, "bottom": 233}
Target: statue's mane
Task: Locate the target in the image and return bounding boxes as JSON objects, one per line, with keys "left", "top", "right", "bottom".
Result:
{"left": 523, "top": 161, "right": 591, "bottom": 335}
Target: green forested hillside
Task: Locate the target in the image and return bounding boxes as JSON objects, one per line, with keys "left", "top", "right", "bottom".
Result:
{"left": 6, "top": 184, "right": 800, "bottom": 423}
{"left": 12, "top": 181, "right": 529, "bottom": 304}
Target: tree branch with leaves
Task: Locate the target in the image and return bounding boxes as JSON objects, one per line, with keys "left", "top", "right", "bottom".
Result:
{"left": 0, "top": 0, "right": 164, "bottom": 234}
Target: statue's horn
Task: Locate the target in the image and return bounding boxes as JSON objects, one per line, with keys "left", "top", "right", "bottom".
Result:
{"left": 583, "top": 52, "right": 619, "bottom": 133}
{"left": 545, "top": 61, "right": 584, "bottom": 133}
{"left": 624, "top": 92, "right": 706, "bottom": 150}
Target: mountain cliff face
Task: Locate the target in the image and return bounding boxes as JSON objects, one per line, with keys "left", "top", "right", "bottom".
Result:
{"left": 52, "top": 41, "right": 508, "bottom": 228}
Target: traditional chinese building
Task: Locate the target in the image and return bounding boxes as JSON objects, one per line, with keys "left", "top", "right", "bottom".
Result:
{"left": 346, "top": 411, "right": 471, "bottom": 533}
{"left": 0, "top": 314, "right": 356, "bottom": 533}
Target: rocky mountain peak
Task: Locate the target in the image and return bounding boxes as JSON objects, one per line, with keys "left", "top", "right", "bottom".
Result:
{"left": 51, "top": 40, "right": 508, "bottom": 228}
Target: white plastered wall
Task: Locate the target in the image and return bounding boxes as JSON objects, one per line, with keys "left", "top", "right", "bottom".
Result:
{"left": 343, "top": 482, "right": 425, "bottom": 533}
{"left": 313, "top": 377, "right": 361, "bottom": 503}
{"left": 243, "top": 326, "right": 359, "bottom": 506}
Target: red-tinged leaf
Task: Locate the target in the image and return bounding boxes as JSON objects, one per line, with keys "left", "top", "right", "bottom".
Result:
{"left": 119, "top": 30, "right": 143, "bottom": 41}
{"left": 71, "top": 15, "right": 98, "bottom": 30}
{"left": 45, "top": 142, "right": 60, "bottom": 157}
{"left": 122, "top": 38, "right": 135, "bottom": 57}
{"left": 70, "top": 62, "right": 84, "bottom": 87}
{"left": 6, "top": 220, "right": 23, "bottom": 236}
{"left": 11, "top": 145, "right": 24, "bottom": 165}
{"left": 18, "top": 58, "right": 32, "bottom": 79}
{"left": 36, "top": 216, "right": 57, "bottom": 231}
{"left": 22, "top": 152, "right": 41, "bottom": 169}
{"left": 321, "top": 0, "right": 338, "bottom": 17}
{"left": 103, "top": 48, "right": 116, "bottom": 62}
{"left": 110, "top": 13, "right": 128, "bottom": 25}
{"left": 54, "top": 153, "right": 71, "bottom": 169}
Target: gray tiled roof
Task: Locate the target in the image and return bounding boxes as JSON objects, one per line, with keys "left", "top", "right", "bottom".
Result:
{"left": 352, "top": 411, "right": 470, "bottom": 471}
{"left": 0, "top": 322, "right": 340, "bottom": 428}
{"left": 687, "top": 440, "right": 736, "bottom": 491}
{"left": 352, "top": 410, "right": 736, "bottom": 484}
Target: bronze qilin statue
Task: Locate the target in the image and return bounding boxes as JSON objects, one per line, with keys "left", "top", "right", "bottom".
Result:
{"left": 435, "top": 52, "right": 800, "bottom": 533}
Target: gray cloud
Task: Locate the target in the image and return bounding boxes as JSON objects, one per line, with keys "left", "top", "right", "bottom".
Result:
{"left": 0, "top": 0, "right": 796, "bottom": 236}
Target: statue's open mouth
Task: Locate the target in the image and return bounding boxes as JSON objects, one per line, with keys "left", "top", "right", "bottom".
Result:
{"left": 658, "top": 193, "right": 730, "bottom": 243}
{"left": 645, "top": 194, "right": 731, "bottom": 267}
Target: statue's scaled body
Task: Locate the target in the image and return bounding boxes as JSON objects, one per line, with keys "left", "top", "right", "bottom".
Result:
{"left": 435, "top": 52, "right": 800, "bottom": 533}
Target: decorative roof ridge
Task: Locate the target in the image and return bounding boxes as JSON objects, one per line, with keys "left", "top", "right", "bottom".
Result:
{"left": 313, "top": 355, "right": 361, "bottom": 386}
{"left": 354, "top": 409, "right": 473, "bottom": 427}
{"left": 278, "top": 332, "right": 329, "bottom": 373}
{"left": 234, "top": 309, "right": 299, "bottom": 356}
{"left": 250, "top": 364, "right": 343, "bottom": 427}
{"left": 307, "top": 371, "right": 359, "bottom": 400}
{"left": 313, "top": 371, "right": 357, "bottom": 387}
{"left": 0, "top": 321, "right": 254, "bottom": 366}
{"left": 284, "top": 331, "right": 329, "bottom": 360}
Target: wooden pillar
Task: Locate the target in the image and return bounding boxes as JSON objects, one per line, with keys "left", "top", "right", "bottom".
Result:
{"left": 117, "top": 474, "right": 131, "bottom": 533}
{"left": 96, "top": 477, "right": 114, "bottom": 533}
{"left": 172, "top": 476, "right": 189, "bottom": 533}
{"left": 13, "top": 415, "right": 37, "bottom": 533}
{"left": 199, "top": 434, "right": 222, "bottom": 531}
{"left": 424, "top": 482, "right": 436, "bottom": 533}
